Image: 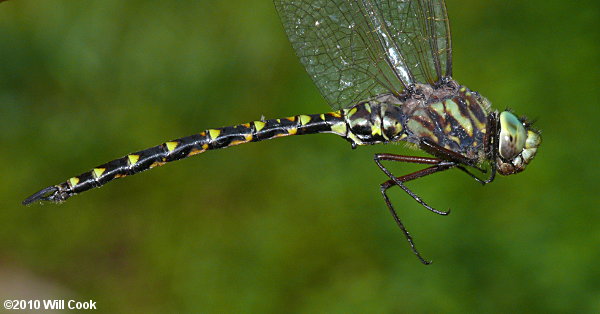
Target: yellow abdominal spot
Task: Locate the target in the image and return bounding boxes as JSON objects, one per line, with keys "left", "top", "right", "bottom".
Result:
{"left": 299, "top": 115, "right": 311, "bottom": 125}
{"left": 150, "top": 161, "right": 166, "bottom": 168}
{"left": 254, "top": 121, "right": 266, "bottom": 132}
{"left": 188, "top": 148, "right": 205, "bottom": 156}
{"left": 391, "top": 122, "right": 403, "bottom": 136}
{"left": 331, "top": 123, "right": 347, "bottom": 136}
{"left": 271, "top": 133, "right": 288, "bottom": 138}
{"left": 68, "top": 177, "right": 79, "bottom": 187}
{"left": 329, "top": 111, "right": 342, "bottom": 118}
{"left": 371, "top": 125, "right": 382, "bottom": 136}
{"left": 229, "top": 140, "right": 247, "bottom": 146}
{"left": 347, "top": 132, "right": 363, "bottom": 145}
{"left": 127, "top": 154, "right": 139, "bottom": 165}
{"left": 208, "top": 129, "right": 221, "bottom": 139}
{"left": 165, "top": 141, "right": 179, "bottom": 152}
{"left": 93, "top": 168, "right": 106, "bottom": 178}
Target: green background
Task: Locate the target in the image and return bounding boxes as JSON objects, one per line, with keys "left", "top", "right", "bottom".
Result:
{"left": 1, "top": 0, "right": 598, "bottom": 312}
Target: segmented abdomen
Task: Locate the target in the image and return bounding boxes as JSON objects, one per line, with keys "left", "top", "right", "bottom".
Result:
{"left": 26, "top": 111, "right": 346, "bottom": 203}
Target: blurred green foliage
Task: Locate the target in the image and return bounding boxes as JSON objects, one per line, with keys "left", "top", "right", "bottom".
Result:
{"left": 1, "top": 0, "right": 598, "bottom": 312}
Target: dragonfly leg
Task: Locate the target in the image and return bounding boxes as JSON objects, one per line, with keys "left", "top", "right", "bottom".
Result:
{"left": 420, "top": 139, "right": 485, "bottom": 172}
{"left": 374, "top": 153, "right": 458, "bottom": 265}
{"left": 484, "top": 168, "right": 496, "bottom": 184}
{"left": 482, "top": 153, "right": 497, "bottom": 184}
{"left": 380, "top": 183, "right": 431, "bottom": 265}
{"left": 420, "top": 139, "right": 495, "bottom": 185}
{"left": 374, "top": 153, "right": 454, "bottom": 215}
{"left": 456, "top": 165, "right": 486, "bottom": 185}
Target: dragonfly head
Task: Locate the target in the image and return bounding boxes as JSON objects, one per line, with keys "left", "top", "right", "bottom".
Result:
{"left": 496, "top": 111, "right": 541, "bottom": 175}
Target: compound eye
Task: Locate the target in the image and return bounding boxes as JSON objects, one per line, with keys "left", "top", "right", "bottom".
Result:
{"left": 499, "top": 111, "right": 526, "bottom": 160}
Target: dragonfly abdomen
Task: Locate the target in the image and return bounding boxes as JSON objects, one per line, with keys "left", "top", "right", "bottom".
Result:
{"left": 23, "top": 111, "right": 348, "bottom": 204}
{"left": 343, "top": 94, "right": 408, "bottom": 146}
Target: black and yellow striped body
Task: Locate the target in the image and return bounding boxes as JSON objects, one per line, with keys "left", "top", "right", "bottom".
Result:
{"left": 24, "top": 112, "right": 348, "bottom": 203}
{"left": 23, "top": 83, "right": 492, "bottom": 204}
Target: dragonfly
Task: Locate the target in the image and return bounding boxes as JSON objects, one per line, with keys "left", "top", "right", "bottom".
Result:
{"left": 23, "top": 0, "right": 541, "bottom": 264}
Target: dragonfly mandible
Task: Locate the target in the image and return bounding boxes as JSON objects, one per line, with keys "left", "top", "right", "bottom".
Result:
{"left": 23, "top": 0, "right": 541, "bottom": 264}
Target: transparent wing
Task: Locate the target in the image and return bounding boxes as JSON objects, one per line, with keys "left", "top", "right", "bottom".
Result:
{"left": 274, "top": 0, "right": 452, "bottom": 109}
{"left": 378, "top": 0, "right": 452, "bottom": 84}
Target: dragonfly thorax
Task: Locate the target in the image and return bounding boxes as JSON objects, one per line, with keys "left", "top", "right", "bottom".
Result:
{"left": 342, "top": 82, "right": 494, "bottom": 164}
